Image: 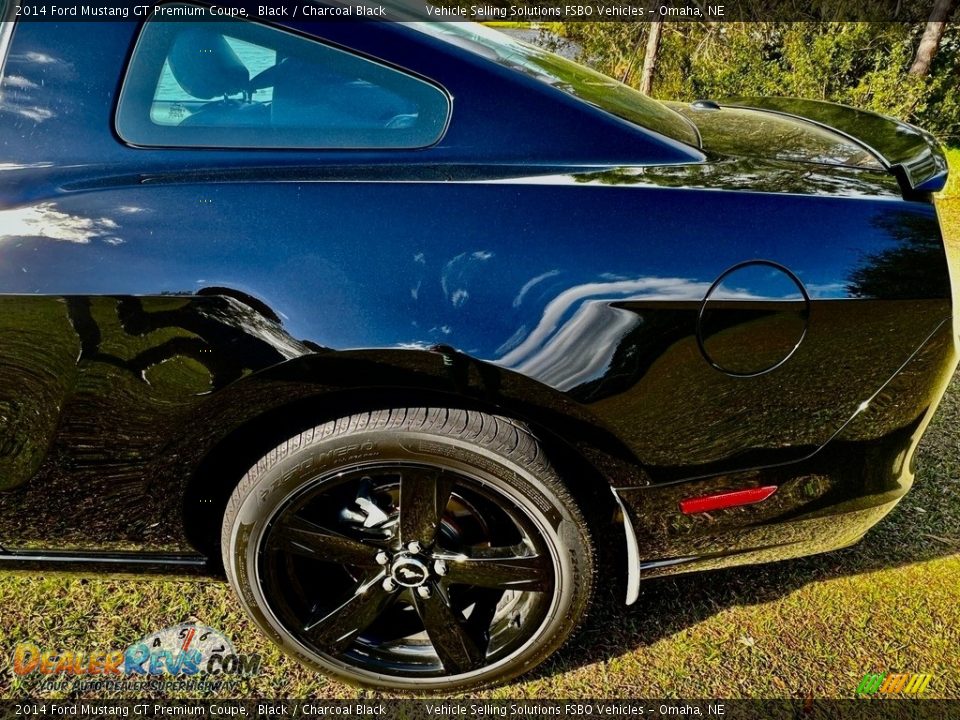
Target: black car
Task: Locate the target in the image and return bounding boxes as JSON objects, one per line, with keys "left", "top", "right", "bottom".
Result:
{"left": 0, "top": 5, "right": 955, "bottom": 690}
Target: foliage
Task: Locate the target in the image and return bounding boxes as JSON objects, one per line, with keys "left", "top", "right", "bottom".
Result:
{"left": 945, "top": 146, "right": 960, "bottom": 197}
{"left": 551, "top": 21, "right": 960, "bottom": 142}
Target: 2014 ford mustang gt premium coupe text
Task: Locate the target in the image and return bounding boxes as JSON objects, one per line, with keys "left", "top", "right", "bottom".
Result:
{"left": 0, "top": 2, "right": 956, "bottom": 690}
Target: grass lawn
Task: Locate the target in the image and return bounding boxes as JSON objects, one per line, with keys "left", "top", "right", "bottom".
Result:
{"left": 1, "top": 158, "right": 959, "bottom": 701}
{"left": 944, "top": 147, "right": 960, "bottom": 199}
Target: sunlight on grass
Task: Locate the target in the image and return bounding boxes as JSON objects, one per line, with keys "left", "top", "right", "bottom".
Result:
{"left": 944, "top": 147, "right": 959, "bottom": 199}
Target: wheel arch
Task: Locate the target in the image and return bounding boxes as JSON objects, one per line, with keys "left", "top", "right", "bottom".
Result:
{"left": 177, "top": 348, "right": 643, "bottom": 579}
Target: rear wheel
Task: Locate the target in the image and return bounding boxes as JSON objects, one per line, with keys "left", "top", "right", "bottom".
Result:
{"left": 221, "top": 408, "right": 595, "bottom": 691}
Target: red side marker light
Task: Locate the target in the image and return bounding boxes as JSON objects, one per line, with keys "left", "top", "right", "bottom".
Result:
{"left": 679, "top": 485, "right": 778, "bottom": 514}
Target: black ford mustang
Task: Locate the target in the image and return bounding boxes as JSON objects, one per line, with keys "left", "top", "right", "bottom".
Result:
{"left": 0, "top": 4, "right": 956, "bottom": 690}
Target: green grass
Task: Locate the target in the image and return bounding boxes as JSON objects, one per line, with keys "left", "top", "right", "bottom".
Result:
{"left": 944, "top": 147, "right": 960, "bottom": 200}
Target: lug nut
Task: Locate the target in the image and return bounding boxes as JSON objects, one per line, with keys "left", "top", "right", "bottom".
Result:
{"left": 416, "top": 586, "right": 432, "bottom": 599}
{"left": 433, "top": 559, "right": 447, "bottom": 576}
{"left": 382, "top": 577, "right": 397, "bottom": 592}
{"left": 375, "top": 551, "right": 389, "bottom": 566}
{"left": 407, "top": 541, "right": 422, "bottom": 554}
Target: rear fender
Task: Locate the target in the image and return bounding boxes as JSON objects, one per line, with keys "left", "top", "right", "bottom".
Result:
{"left": 175, "top": 348, "right": 645, "bottom": 557}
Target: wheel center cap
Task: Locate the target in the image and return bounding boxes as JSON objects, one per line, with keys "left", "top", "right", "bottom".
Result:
{"left": 390, "top": 555, "right": 429, "bottom": 587}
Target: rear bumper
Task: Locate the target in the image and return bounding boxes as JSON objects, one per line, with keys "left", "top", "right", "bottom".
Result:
{"left": 618, "top": 443, "right": 909, "bottom": 581}
{"left": 613, "top": 315, "right": 957, "bottom": 594}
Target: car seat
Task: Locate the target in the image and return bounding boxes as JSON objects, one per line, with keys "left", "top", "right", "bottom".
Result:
{"left": 167, "top": 29, "right": 268, "bottom": 127}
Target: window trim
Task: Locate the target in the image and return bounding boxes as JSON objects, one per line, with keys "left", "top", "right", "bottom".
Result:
{"left": 115, "top": 2, "right": 452, "bottom": 151}
{"left": 0, "top": 0, "right": 19, "bottom": 84}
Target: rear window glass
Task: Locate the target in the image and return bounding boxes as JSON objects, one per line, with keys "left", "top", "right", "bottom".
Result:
{"left": 407, "top": 21, "right": 700, "bottom": 149}
{"left": 116, "top": 3, "right": 450, "bottom": 149}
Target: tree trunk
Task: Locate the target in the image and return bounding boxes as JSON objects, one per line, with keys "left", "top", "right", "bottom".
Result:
{"left": 640, "top": 20, "right": 664, "bottom": 95}
{"left": 620, "top": 29, "right": 647, "bottom": 85}
{"left": 909, "top": 0, "right": 954, "bottom": 77}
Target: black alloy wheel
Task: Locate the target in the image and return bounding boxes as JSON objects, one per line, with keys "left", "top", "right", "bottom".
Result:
{"left": 222, "top": 408, "right": 595, "bottom": 691}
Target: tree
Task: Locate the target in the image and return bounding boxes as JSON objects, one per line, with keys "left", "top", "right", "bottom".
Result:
{"left": 909, "top": 0, "right": 955, "bottom": 76}
{"left": 553, "top": 20, "right": 960, "bottom": 140}
{"left": 640, "top": 20, "right": 664, "bottom": 95}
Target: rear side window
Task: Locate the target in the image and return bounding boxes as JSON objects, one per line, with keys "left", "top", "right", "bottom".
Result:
{"left": 116, "top": 4, "right": 450, "bottom": 149}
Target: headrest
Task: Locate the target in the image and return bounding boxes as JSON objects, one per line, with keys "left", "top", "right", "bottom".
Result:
{"left": 168, "top": 29, "right": 249, "bottom": 100}
{"left": 269, "top": 57, "right": 355, "bottom": 127}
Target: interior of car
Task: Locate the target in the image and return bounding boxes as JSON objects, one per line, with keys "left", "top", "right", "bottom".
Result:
{"left": 158, "top": 27, "right": 420, "bottom": 132}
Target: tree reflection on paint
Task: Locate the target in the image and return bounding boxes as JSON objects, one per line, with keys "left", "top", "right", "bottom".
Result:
{"left": 847, "top": 210, "right": 952, "bottom": 299}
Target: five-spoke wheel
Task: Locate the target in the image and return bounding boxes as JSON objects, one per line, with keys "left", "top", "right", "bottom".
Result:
{"left": 223, "top": 409, "right": 595, "bottom": 690}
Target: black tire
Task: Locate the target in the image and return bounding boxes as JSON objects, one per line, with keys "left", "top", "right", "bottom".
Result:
{"left": 221, "top": 408, "right": 595, "bottom": 691}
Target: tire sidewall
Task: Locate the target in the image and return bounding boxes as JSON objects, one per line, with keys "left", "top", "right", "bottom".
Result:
{"left": 223, "top": 423, "right": 592, "bottom": 691}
